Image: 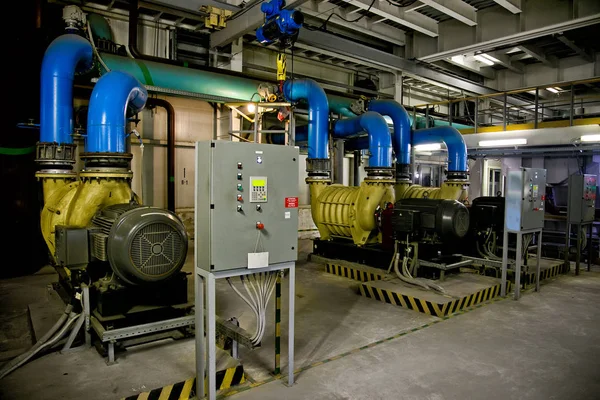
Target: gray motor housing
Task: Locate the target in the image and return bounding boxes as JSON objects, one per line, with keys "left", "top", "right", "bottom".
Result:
{"left": 392, "top": 199, "right": 470, "bottom": 241}
{"left": 91, "top": 204, "right": 188, "bottom": 285}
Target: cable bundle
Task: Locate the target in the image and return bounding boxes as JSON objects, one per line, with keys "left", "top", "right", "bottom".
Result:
{"left": 227, "top": 271, "right": 279, "bottom": 346}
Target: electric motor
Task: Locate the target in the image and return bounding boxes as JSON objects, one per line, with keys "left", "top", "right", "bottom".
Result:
{"left": 91, "top": 204, "right": 188, "bottom": 285}
{"left": 391, "top": 199, "right": 469, "bottom": 241}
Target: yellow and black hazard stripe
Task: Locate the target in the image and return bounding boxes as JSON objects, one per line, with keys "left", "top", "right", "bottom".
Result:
{"left": 523, "top": 263, "right": 568, "bottom": 287}
{"left": 123, "top": 365, "right": 245, "bottom": 400}
{"left": 359, "top": 282, "right": 510, "bottom": 317}
{"left": 325, "top": 263, "right": 386, "bottom": 282}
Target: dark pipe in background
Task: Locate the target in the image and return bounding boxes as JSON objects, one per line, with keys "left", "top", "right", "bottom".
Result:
{"left": 147, "top": 98, "right": 176, "bottom": 212}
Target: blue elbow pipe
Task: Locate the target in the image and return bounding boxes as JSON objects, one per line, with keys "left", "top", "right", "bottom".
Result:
{"left": 283, "top": 79, "right": 329, "bottom": 160}
{"left": 368, "top": 100, "right": 411, "bottom": 165}
{"left": 40, "top": 34, "right": 93, "bottom": 144}
{"left": 86, "top": 71, "right": 148, "bottom": 153}
{"left": 333, "top": 112, "right": 393, "bottom": 169}
{"left": 413, "top": 126, "right": 467, "bottom": 172}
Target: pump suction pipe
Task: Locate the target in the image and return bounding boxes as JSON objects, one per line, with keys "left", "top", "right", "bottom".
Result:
{"left": 332, "top": 112, "right": 393, "bottom": 170}
{"left": 86, "top": 71, "right": 148, "bottom": 153}
{"left": 412, "top": 126, "right": 468, "bottom": 177}
{"left": 368, "top": 100, "right": 412, "bottom": 180}
{"left": 40, "top": 34, "right": 93, "bottom": 145}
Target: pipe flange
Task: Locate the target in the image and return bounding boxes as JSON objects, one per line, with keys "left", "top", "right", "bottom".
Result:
{"left": 35, "top": 142, "right": 77, "bottom": 168}
{"left": 395, "top": 163, "right": 411, "bottom": 182}
{"left": 36, "top": 170, "right": 78, "bottom": 179}
{"left": 80, "top": 152, "right": 133, "bottom": 169}
{"left": 447, "top": 171, "right": 468, "bottom": 180}
{"left": 365, "top": 167, "right": 394, "bottom": 179}
{"left": 80, "top": 171, "right": 133, "bottom": 180}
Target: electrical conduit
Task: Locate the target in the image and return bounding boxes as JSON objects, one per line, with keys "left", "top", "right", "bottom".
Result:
{"left": 86, "top": 71, "right": 148, "bottom": 153}
{"left": 40, "top": 34, "right": 93, "bottom": 144}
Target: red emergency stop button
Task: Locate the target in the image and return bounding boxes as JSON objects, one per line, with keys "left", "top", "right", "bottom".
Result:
{"left": 256, "top": 222, "right": 265, "bottom": 230}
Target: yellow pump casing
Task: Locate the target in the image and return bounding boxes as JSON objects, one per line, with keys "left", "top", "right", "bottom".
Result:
{"left": 309, "top": 178, "right": 394, "bottom": 246}
{"left": 395, "top": 179, "right": 469, "bottom": 202}
{"left": 38, "top": 171, "right": 136, "bottom": 262}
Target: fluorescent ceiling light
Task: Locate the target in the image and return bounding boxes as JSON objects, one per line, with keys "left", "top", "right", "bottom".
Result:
{"left": 481, "top": 53, "right": 500, "bottom": 63}
{"left": 247, "top": 103, "right": 256, "bottom": 113}
{"left": 581, "top": 134, "right": 600, "bottom": 142}
{"left": 474, "top": 54, "right": 494, "bottom": 66}
{"left": 414, "top": 143, "right": 442, "bottom": 151}
{"left": 546, "top": 87, "right": 559, "bottom": 93}
{"left": 479, "top": 138, "right": 527, "bottom": 147}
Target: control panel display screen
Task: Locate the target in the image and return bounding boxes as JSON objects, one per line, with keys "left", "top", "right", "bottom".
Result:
{"left": 250, "top": 176, "right": 268, "bottom": 203}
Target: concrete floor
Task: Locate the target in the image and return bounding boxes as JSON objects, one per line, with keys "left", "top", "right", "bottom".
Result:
{"left": 1, "top": 240, "right": 599, "bottom": 400}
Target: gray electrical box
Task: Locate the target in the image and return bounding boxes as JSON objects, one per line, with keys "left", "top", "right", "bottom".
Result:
{"left": 568, "top": 174, "right": 597, "bottom": 223}
{"left": 55, "top": 226, "right": 89, "bottom": 267}
{"left": 196, "top": 141, "right": 299, "bottom": 271}
{"left": 505, "top": 168, "right": 547, "bottom": 231}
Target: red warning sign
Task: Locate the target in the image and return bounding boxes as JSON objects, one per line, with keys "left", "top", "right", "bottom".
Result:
{"left": 285, "top": 197, "right": 299, "bottom": 208}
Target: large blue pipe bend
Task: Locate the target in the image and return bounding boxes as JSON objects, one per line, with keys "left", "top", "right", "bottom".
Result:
{"left": 40, "top": 34, "right": 93, "bottom": 144}
{"left": 412, "top": 126, "right": 468, "bottom": 172}
{"left": 333, "top": 112, "right": 393, "bottom": 169}
{"left": 283, "top": 79, "right": 329, "bottom": 160}
{"left": 368, "top": 100, "right": 411, "bottom": 165}
{"left": 86, "top": 71, "right": 148, "bottom": 153}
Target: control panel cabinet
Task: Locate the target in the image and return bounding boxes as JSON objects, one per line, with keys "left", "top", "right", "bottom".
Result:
{"left": 505, "top": 168, "right": 547, "bottom": 231}
{"left": 568, "top": 174, "right": 597, "bottom": 223}
{"left": 196, "top": 141, "right": 299, "bottom": 271}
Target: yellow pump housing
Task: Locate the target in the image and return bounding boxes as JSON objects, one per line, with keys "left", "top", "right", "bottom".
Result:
{"left": 309, "top": 177, "right": 395, "bottom": 245}
{"left": 395, "top": 179, "right": 469, "bottom": 202}
{"left": 37, "top": 169, "right": 136, "bottom": 262}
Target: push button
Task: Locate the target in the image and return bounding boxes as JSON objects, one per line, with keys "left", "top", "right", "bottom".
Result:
{"left": 237, "top": 173, "right": 242, "bottom": 180}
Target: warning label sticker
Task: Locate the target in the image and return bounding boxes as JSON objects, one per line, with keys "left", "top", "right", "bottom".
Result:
{"left": 285, "top": 197, "right": 299, "bottom": 208}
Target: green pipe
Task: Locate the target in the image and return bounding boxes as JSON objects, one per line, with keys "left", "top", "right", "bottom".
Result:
{"left": 88, "top": 14, "right": 113, "bottom": 41}
{"left": 0, "top": 146, "right": 36, "bottom": 156}
{"left": 102, "top": 53, "right": 261, "bottom": 101}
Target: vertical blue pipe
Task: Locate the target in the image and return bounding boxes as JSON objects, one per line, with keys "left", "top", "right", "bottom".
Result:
{"left": 332, "top": 112, "right": 393, "bottom": 168}
{"left": 412, "top": 126, "right": 468, "bottom": 172}
{"left": 368, "top": 100, "right": 411, "bottom": 165}
{"left": 86, "top": 71, "right": 148, "bottom": 153}
{"left": 283, "top": 79, "right": 329, "bottom": 160}
{"left": 40, "top": 34, "right": 93, "bottom": 144}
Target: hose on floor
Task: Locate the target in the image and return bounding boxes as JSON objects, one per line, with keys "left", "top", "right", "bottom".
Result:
{"left": 0, "top": 305, "right": 79, "bottom": 380}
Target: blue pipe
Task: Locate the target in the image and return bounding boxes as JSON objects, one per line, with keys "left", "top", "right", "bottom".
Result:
{"left": 86, "top": 71, "right": 148, "bottom": 153}
{"left": 283, "top": 79, "right": 329, "bottom": 160}
{"left": 412, "top": 126, "right": 467, "bottom": 172}
{"left": 40, "top": 34, "right": 93, "bottom": 144}
{"left": 333, "top": 112, "right": 393, "bottom": 168}
{"left": 368, "top": 100, "right": 411, "bottom": 165}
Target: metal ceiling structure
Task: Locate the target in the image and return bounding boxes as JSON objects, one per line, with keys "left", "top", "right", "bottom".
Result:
{"left": 58, "top": 0, "right": 600, "bottom": 104}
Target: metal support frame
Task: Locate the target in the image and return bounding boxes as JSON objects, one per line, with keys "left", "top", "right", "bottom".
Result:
{"left": 564, "top": 222, "right": 593, "bottom": 275}
{"left": 501, "top": 228, "right": 543, "bottom": 300}
{"left": 195, "top": 262, "right": 295, "bottom": 400}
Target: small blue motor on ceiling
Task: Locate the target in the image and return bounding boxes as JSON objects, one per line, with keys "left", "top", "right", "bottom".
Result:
{"left": 255, "top": 0, "right": 304, "bottom": 48}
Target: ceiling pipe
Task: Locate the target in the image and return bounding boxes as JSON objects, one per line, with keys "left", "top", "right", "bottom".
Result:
{"left": 147, "top": 98, "right": 176, "bottom": 212}
{"left": 86, "top": 71, "right": 148, "bottom": 153}
{"left": 40, "top": 34, "right": 93, "bottom": 144}
{"left": 332, "top": 112, "right": 393, "bottom": 170}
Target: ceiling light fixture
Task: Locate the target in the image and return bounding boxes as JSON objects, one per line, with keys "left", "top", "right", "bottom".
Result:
{"left": 474, "top": 54, "right": 494, "bottom": 66}
{"left": 414, "top": 143, "right": 442, "bottom": 151}
{"left": 481, "top": 53, "right": 500, "bottom": 63}
{"left": 479, "top": 138, "right": 527, "bottom": 147}
{"left": 546, "top": 87, "right": 560, "bottom": 94}
{"left": 580, "top": 134, "right": 600, "bottom": 142}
